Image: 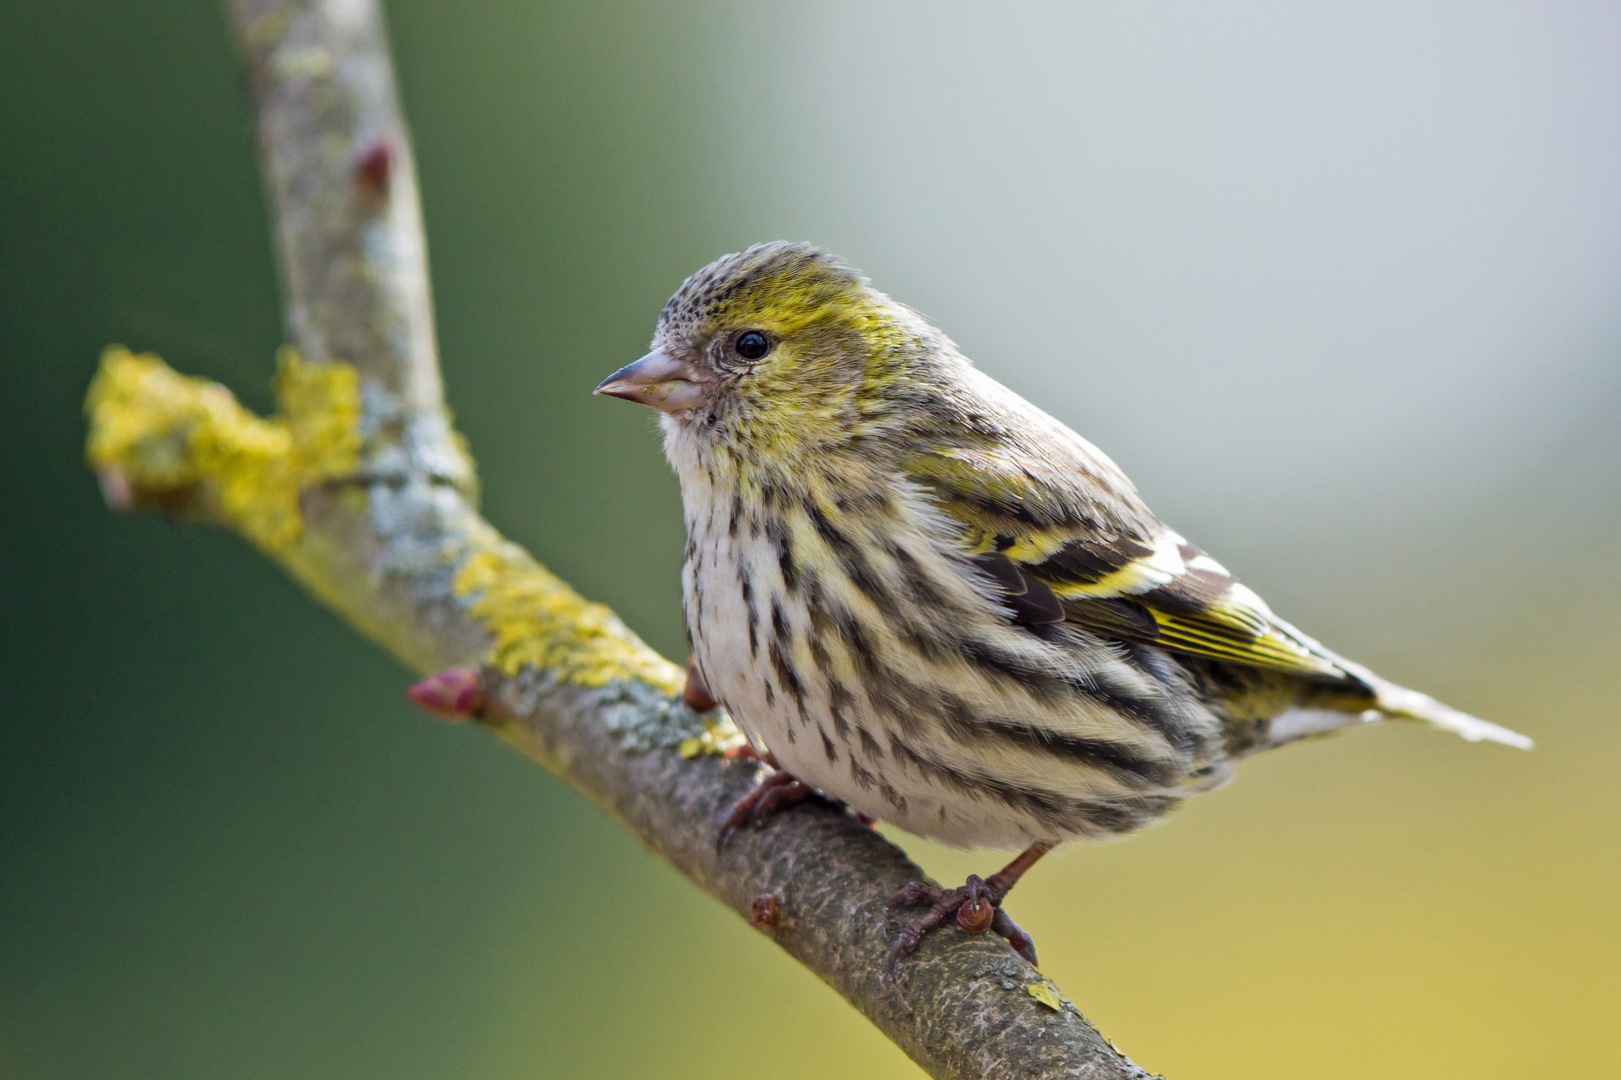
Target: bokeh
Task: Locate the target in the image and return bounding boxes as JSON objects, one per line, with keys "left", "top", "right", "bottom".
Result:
{"left": 3, "top": 2, "right": 1617, "bottom": 1077}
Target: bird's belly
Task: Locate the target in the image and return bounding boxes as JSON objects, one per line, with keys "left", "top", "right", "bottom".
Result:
{"left": 683, "top": 532, "right": 970, "bottom": 839}
{"left": 696, "top": 633, "right": 1038, "bottom": 849}
{"left": 674, "top": 492, "right": 1225, "bottom": 843}
{"left": 683, "top": 530, "right": 1193, "bottom": 850}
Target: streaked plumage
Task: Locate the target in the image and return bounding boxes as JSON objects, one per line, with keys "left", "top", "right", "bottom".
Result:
{"left": 599, "top": 242, "right": 1529, "bottom": 857}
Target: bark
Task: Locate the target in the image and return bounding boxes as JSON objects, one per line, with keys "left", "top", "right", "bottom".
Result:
{"left": 83, "top": 2, "right": 1160, "bottom": 1076}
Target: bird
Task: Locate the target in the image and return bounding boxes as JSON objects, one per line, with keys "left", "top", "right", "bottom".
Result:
{"left": 594, "top": 241, "right": 1531, "bottom": 969}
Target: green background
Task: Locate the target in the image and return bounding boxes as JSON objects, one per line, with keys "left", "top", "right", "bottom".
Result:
{"left": 3, "top": 2, "right": 1618, "bottom": 1077}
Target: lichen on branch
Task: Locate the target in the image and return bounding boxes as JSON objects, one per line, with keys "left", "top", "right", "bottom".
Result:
{"left": 85, "top": 345, "right": 359, "bottom": 552}
{"left": 83, "top": 345, "right": 712, "bottom": 707}
{"left": 453, "top": 542, "right": 684, "bottom": 693}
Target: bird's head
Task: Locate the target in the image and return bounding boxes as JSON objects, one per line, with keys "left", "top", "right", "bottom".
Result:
{"left": 595, "top": 243, "right": 936, "bottom": 457}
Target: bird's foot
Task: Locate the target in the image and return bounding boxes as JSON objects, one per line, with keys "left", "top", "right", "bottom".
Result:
{"left": 883, "top": 842, "right": 1053, "bottom": 972}
{"left": 717, "top": 768, "right": 819, "bottom": 849}
{"left": 885, "top": 876, "right": 1037, "bottom": 970}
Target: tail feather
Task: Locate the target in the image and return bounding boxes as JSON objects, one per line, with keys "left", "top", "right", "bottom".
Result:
{"left": 1255, "top": 615, "right": 1533, "bottom": 751}
{"left": 1339, "top": 659, "right": 1534, "bottom": 750}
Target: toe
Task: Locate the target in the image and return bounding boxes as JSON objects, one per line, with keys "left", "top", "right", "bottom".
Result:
{"left": 887, "top": 881, "right": 943, "bottom": 908}
{"left": 991, "top": 907, "right": 1039, "bottom": 966}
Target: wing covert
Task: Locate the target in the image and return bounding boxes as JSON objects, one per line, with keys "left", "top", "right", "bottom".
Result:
{"left": 1043, "top": 533, "right": 1344, "bottom": 677}
{"left": 905, "top": 438, "right": 1344, "bottom": 678}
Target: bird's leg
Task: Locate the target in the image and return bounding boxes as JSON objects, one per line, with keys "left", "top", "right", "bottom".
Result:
{"left": 886, "top": 841, "right": 1053, "bottom": 971}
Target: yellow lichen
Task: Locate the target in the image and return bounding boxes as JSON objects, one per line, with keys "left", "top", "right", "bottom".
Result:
{"left": 678, "top": 716, "right": 746, "bottom": 759}
{"left": 85, "top": 345, "right": 735, "bottom": 719}
{"left": 273, "top": 346, "right": 362, "bottom": 482}
{"left": 84, "top": 345, "right": 360, "bottom": 554}
{"left": 1025, "top": 978, "right": 1071, "bottom": 1012}
{"left": 452, "top": 541, "right": 685, "bottom": 694}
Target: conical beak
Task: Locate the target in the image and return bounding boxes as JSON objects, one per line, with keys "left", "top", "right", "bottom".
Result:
{"left": 594, "top": 349, "right": 710, "bottom": 413}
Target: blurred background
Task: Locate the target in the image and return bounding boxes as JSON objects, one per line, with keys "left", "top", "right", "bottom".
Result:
{"left": 2, "top": 1, "right": 1617, "bottom": 1076}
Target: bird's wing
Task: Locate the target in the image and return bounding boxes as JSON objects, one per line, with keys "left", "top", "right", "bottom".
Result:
{"left": 901, "top": 373, "right": 1530, "bottom": 748}
{"left": 1025, "top": 528, "right": 1345, "bottom": 679}
{"left": 903, "top": 429, "right": 1346, "bottom": 680}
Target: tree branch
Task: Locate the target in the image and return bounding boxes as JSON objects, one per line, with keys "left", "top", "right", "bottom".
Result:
{"left": 83, "top": 2, "right": 1159, "bottom": 1076}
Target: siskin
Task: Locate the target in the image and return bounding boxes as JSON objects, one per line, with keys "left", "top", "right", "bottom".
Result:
{"left": 596, "top": 242, "right": 1530, "bottom": 967}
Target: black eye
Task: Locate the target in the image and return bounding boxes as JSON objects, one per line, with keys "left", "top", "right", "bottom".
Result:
{"left": 735, "top": 330, "right": 771, "bottom": 361}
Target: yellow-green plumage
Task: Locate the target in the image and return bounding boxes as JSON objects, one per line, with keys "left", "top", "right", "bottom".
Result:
{"left": 603, "top": 242, "right": 1529, "bottom": 853}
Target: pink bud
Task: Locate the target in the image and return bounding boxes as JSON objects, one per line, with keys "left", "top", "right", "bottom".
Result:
{"left": 354, "top": 141, "right": 392, "bottom": 197}
{"left": 406, "top": 666, "right": 485, "bottom": 721}
{"left": 97, "top": 466, "right": 134, "bottom": 511}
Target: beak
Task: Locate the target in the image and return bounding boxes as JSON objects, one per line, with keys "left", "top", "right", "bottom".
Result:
{"left": 593, "top": 348, "right": 711, "bottom": 413}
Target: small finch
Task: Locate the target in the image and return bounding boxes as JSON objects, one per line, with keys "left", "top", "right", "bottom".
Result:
{"left": 596, "top": 242, "right": 1531, "bottom": 967}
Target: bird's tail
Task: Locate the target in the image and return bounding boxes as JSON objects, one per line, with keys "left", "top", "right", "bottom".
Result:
{"left": 1338, "top": 659, "right": 1533, "bottom": 750}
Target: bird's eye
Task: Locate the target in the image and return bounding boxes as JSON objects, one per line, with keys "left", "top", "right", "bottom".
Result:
{"left": 735, "top": 331, "right": 771, "bottom": 361}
